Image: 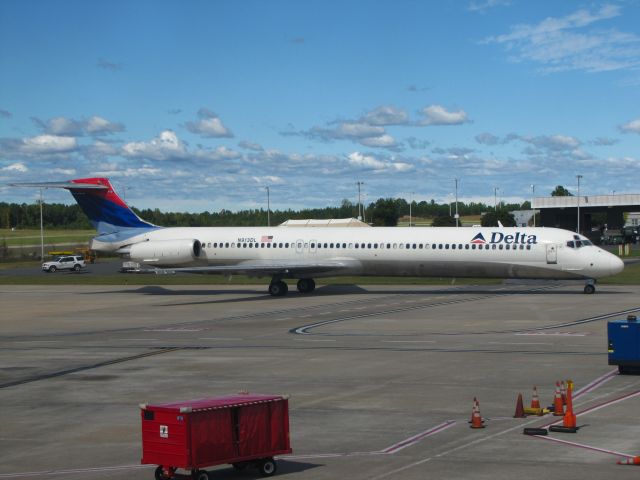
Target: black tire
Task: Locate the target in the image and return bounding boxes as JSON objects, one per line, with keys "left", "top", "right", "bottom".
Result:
{"left": 268, "top": 281, "right": 288, "bottom": 297}
{"left": 258, "top": 458, "right": 277, "bottom": 477}
{"left": 48, "top": 266, "right": 56, "bottom": 273}
{"left": 297, "top": 278, "right": 316, "bottom": 293}
{"left": 584, "top": 284, "right": 595, "bottom": 294}
{"left": 618, "top": 365, "right": 626, "bottom": 374}
{"left": 523, "top": 427, "right": 548, "bottom": 436}
{"left": 73, "top": 264, "right": 81, "bottom": 271}
{"left": 154, "top": 466, "right": 164, "bottom": 480}
{"left": 192, "top": 470, "right": 209, "bottom": 480}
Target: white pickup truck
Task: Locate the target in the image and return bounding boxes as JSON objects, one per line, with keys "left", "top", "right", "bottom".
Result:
{"left": 42, "top": 255, "right": 86, "bottom": 273}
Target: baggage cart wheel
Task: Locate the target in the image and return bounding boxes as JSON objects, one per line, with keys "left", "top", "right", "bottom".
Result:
{"left": 192, "top": 470, "right": 210, "bottom": 480}
{"left": 154, "top": 466, "right": 165, "bottom": 480}
{"left": 258, "top": 458, "right": 277, "bottom": 477}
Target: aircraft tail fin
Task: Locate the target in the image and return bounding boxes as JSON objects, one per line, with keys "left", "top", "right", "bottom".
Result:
{"left": 10, "top": 177, "right": 157, "bottom": 235}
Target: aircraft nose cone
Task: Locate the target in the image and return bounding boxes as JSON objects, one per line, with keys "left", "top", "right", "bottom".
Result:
{"left": 610, "top": 255, "right": 624, "bottom": 275}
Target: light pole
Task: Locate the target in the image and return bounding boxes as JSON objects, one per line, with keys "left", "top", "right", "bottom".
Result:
{"left": 266, "top": 186, "right": 270, "bottom": 227}
{"left": 39, "top": 188, "right": 44, "bottom": 261}
{"left": 409, "top": 192, "right": 414, "bottom": 227}
{"left": 356, "top": 181, "right": 364, "bottom": 220}
{"left": 531, "top": 184, "right": 535, "bottom": 227}
{"left": 454, "top": 178, "right": 459, "bottom": 227}
{"left": 576, "top": 175, "right": 582, "bottom": 234}
{"left": 494, "top": 187, "right": 499, "bottom": 211}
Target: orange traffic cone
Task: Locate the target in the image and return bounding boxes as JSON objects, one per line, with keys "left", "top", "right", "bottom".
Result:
{"left": 530, "top": 386, "right": 541, "bottom": 409}
{"left": 563, "top": 382, "right": 577, "bottom": 429}
{"left": 469, "top": 397, "right": 478, "bottom": 423}
{"left": 553, "top": 381, "right": 564, "bottom": 416}
{"left": 470, "top": 398, "right": 485, "bottom": 429}
{"left": 514, "top": 393, "right": 525, "bottom": 418}
{"left": 618, "top": 456, "right": 640, "bottom": 465}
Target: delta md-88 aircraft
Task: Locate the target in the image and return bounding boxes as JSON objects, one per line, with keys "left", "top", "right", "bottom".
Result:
{"left": 13, "top": 177, "right": 624, "bottom": 296}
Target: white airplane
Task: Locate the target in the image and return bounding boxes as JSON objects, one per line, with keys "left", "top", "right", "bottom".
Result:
{"left": 12, "top": 177, "right": 624, "bottom": 296}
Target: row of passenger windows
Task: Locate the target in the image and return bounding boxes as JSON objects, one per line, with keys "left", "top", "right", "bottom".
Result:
{"left": 200, "top": 241, "right": 533, "bottom": 251}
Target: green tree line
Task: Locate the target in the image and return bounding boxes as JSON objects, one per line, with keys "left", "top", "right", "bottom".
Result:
{"left": 0, "top": 197, "right": 530, "bottom": 230}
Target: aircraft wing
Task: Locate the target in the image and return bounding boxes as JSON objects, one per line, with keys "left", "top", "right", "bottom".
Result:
{"left": 150, "top": 260, "right": 351, "bottom": 277}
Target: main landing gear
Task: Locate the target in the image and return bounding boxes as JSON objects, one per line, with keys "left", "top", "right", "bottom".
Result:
{"left": 583, "top": 279, "right": 596, "bottom": 294}
{"left": 268, "top": 278, "right": 316, "bottom": 296}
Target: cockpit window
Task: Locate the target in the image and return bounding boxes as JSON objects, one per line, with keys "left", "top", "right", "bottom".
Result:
{"left": 566, "top": 241, "right": 575, "bottom": 248}
{"left": 567, "top": 238, "right": 593, "bottom": 248}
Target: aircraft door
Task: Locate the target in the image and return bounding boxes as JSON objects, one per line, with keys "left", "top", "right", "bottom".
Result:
{"left": 546, "top": 244, "right": 558, "bottom": 264}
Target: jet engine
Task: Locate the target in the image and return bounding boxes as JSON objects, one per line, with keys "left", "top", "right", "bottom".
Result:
{"left": 127, "top": 239, "right": 202, "bottom": 266}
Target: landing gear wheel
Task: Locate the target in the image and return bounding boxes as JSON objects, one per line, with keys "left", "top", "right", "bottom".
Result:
{"left": 48, "top": 266, "right": 56, "bottom": 273}
{"left": 258, "top": 458, "right": 277, "bottom": 477}
{"left": 297, "top": 278, "right": 316, "bottom": 293}
{"left": 584, "top": 284, "right": 595, "bottom": 294}
{"left": 268, "top": 280, "right": 288, "bottom": 296}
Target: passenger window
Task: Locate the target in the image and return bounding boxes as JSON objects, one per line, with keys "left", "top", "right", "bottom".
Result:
{"left": 361, "top": 243, "right": 366, "bottom": 249}
{"left": 499, "top": 245, "right": 503, "bottom": 250}
{"left": 386, "top": 243, "right": 391, "bottom": 249}
{"left": 419, "top": 244, "right": 423, "bottom": 249}
{"left": 400, "top": 244, "right": 404, "bottom": 249}
{"left": 225, "top": 242, "right": 230, "bottom": 248}
{"left": 336, "top": 243, "right": 340, "bottom": 249}
{"left": 526, "top": 245, "right": 531, "bottom": 250}
{"left": 452, "top": 244, "right": 456, "bottom": 250}
{"left": 285, "top": 243, "right": 289, "bottom": 248}
{"left": 310, "top": 243, "right": 315, "bottom": 249}
{"left": 368, "top": 243, "right": 372, "bottom": 249}
{"left": 393, "top": 243, "right": 397, "bottom": 249}
{"left": 412, "top": 244, "right": 416, "bottom": 249}
{"left": 492, "top": 245, "right": 496, "bottom": 250}
{"left": 349, "top": 243, "right": 354, "bottom": 248}
{"left": 445, "top": 244, "right": 449, "bottom": 249}
{"left": 231, "top": 243, "right": 236, "bottom": 248}
{"left": 330, "top": 243, "right": 334, "bottom": 248}
{"left": 438, "top": 244, "right": 443, "bottom": 249}
{"left": 355, "top": 243, "right": 359, "bottom": 249}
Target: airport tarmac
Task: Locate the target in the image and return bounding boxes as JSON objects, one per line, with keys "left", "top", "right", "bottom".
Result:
{"left": 1, "top": 282, "right": 640, "bottom": 480}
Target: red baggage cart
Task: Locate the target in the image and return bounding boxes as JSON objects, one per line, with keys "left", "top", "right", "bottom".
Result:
{"left": 141, "top": 394, "right": 292, "bottom": 479}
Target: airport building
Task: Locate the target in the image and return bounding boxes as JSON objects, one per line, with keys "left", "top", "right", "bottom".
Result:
{"left": 533, "top": 194, "right": 640, "bottom": 235}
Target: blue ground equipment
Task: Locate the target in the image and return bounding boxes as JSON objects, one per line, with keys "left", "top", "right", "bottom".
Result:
{"left": 608, "top": 315, "right": 640, "bottom": 374}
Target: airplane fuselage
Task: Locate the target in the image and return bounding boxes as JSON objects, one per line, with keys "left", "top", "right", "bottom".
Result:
{"left": 94, "top": 226, "right": 623, "bottom": 281}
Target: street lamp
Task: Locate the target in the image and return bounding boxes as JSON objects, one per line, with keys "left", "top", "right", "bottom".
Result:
{"left": 39, "top": 188, "right": 44, "bottom": 261}
{"left": 530, "top": 184, "right": 535, "bottom": 227}
{"left": 409, "top": 192, "right": 414, "bottom": 227}
{"left": 454, "top": 178, "right": 459, "bottom": 227}
{"left": 265, "top": 186, "right": 270, "bottom": 227}
{"left": 494, "top": 187, "right": 499, "bottom": 211}
{"left": 356, "top": 181, "right": 364, "bottom": 220}
{"left": 576, "top": 175, "right": 583, "bottom": 234}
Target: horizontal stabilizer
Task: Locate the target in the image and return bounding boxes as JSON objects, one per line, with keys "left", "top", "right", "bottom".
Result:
{"left": 9, "top": 181, "right": 108, "bottom": 190}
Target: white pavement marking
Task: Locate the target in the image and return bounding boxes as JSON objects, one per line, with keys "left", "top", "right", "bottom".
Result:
{"left": 293, "top": 338, "right": 337, "bottom": 342}
{"left": 532, "top": 435, "right": 635, "bottom": 459}
{"left": 574, "top": 368, "right": 619, "bottom": 399}
{"left": 199, "top": 337, "right": 243, "bottom": 341}
{"left": 488, "top": 341, "right": 551, "bottom": 345}
{"left": 382, "top": 340, "right": 436, "bottom": 344}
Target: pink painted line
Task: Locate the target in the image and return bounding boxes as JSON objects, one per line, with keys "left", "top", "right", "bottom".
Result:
{"left": 533, "top": 434, "right": 634, "bottom": 459}
{"left": 574, "top": 368, "right": 618, "bottom": 399}
{"left": 381, "top": 420, "right": 456, "bottom": 454}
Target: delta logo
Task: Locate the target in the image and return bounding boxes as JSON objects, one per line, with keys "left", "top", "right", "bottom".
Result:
{"left": 470, "top": 232, "right": 538, "bottom": 245}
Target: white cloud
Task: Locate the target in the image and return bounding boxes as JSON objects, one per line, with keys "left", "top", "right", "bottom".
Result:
{"left": 185, "top": 108, "right": 234, "bottom": 138}
{"left": 238, "top": 140, "right": 264, "bottom": 151}
{"left": 34, "top": 115, "right": 124, "bottom": 136}
{"left": 619, "top": 119, "right": 640, "bottom": 134}
{"left": 85, "top": 116, "right": 125, "bottom": 135}
{"left": 1, "top": 162, "right": 28, "bottom": 172}
{"left": 22, "top": 134, "right": 77, "bottom": 153}
{"left": 468, "top": 0, "right": 510, "bottom": 13}
{"left": 420, "top": 105, "right": 469, "bottom": 126}
{"left": 49, "top": 168, "right": 77, "bottom": 175}
{"left": 252, "top": 175, "right": 285, "bottom": 185}
{"left": 363, "top": 105, "right": 409, "bottom": 126}
{"left": 483, "top": 4, "right": 640, "bottom": 74}
{"left": 359, "top": 134, "right": 397, "bottom": 148}
{"left": 122, "top": 130, "right": 186, "bottom": 161}
{"left": 347, "top": 152, "right": 387, "bottom": 170}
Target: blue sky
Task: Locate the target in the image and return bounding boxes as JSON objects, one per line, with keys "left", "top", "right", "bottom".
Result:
{"left": 1, "top": 0, "right": 640, "bottom": 212}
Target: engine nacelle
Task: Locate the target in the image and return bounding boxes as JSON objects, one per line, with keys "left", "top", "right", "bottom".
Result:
{"left": 128, "top": 239, "right": 202, "bottom": 266}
